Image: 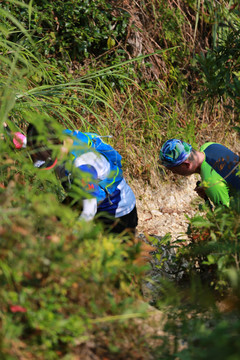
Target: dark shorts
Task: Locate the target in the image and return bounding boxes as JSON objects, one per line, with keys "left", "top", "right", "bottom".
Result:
{"left": 96, "top": 206, "right": 138, "bottom": 235}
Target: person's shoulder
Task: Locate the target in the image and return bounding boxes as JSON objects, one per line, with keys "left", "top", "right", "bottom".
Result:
{"left": 200, "top": 143, "right": 239, "bottom": 165}
{"left": 201, "top": 142, "right": 237, "bottom": 153}
{"left": 200, "top": 142, "right": 217, "bottom": 152}
{"left": 74, "top": 151, "right": 108, "bottom": 166}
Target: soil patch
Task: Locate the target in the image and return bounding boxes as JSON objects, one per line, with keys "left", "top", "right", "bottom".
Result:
{"left": 130, "top": 174, "right": 199, "bottom": 241}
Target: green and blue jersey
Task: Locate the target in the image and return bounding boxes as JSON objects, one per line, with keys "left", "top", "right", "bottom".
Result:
{"left": 200, "top": 142, "right": 240, "bottom": 206}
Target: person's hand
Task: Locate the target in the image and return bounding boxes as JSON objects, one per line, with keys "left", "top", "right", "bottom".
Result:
{"left": 60, "top": 137, "right": 73, "bottom": 159}
{"left": 13, "top": 132, "right": 27, "bottom": 149}
{"left": 195, "top": 181, "right": 213, "bottom": 210}
{"left": 194, "top": 181, "right": 207, "bottom": 200}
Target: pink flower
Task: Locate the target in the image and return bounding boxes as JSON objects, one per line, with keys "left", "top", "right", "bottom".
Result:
{"left": 10, "top": 305, "right": 27, "bottom": 313}
{"left": 13, "top": 132, "right": 27, "bottom": 149}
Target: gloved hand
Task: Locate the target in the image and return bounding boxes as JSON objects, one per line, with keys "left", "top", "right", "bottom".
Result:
{"left": 194, "top": 180, "right": 207, "bottom": 200}
{"left": 13, "top": 132, "right": 27, "bottom": 149}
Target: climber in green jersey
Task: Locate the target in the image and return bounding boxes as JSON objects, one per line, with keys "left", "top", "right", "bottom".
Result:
{"left": 159, "top": 139, "right": 240, "bottom": 207}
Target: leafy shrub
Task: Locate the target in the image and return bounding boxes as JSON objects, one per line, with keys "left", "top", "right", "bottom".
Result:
{"left": 149, "top": 197, "right": 240, "bottom": 360}
{"left": 178, "top": 197, "right": 240, "bottom": 295}
{"left": 152, "top": 311, "right": 240, "bottom": 360}
{"left": 194, "top": 28, "right": 240, "bottom": 108}
{"left": 0, "top": 143, "right": 149, "bottom": 359}
{"left": 0, "top": 9, "right": 153, "bottom": 357}
{"left": 2, "top": 0, "right": 130, "bottom": 63}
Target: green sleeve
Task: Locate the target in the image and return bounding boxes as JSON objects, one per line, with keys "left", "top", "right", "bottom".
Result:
{"left": 200, "top": 159, "right": 230, "bottom": 206}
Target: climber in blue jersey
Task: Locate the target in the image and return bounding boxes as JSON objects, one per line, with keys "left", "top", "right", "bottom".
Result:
{"left": 27, "top": 123, "right": 138, "bottom": 235}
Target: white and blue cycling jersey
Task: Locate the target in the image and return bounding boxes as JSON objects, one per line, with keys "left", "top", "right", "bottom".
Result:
{"left": 74, "top": 151, "right": 136, "bottom": 221}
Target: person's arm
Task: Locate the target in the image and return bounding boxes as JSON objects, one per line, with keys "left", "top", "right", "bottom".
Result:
{"left": 205, "top": 181, "right": 230, "bottom": 207}
{"left": 73, "top": 151, "right": 110, "bottom": 221}
{"left": 76, "top": 164, "right": 100, "bottom": 221}
{"left": 200, "top": 162, "right": 230, "bottom": 207}
{"left": 79, "top": 198, "right": 97, "bottom": 221}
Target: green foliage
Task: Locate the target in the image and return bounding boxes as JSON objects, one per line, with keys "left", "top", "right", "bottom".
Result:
{"left": 2, "top": 0, "right": 130, "bottom": 62}
{"left": 153, "top": 313, "right": 240, "bottom": 360}
{"left": 194, "top": 28, "right": 240, "bottom": 109}
{"left": 177, "top": 317, "right": 240, "bottom": 360}
{"left": 137, "top": 0, "right": 191, "bottom": 94}
{"left": 190, "top": 1, "right": 240, "bottom": 114}
{"left": 187, "top": 0, "right": 240, "bottom": 47}
{"left": 0, "top": 11, "right": 141, "bottom": 138}
{"left": 149, "top": 198, "right": 240, "bottom": 359}
{"left": 179, "top": 197, "right": 240, "bottom": 294}
{"left": 0, "top": 151, "right": 148, "bottom": 358}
